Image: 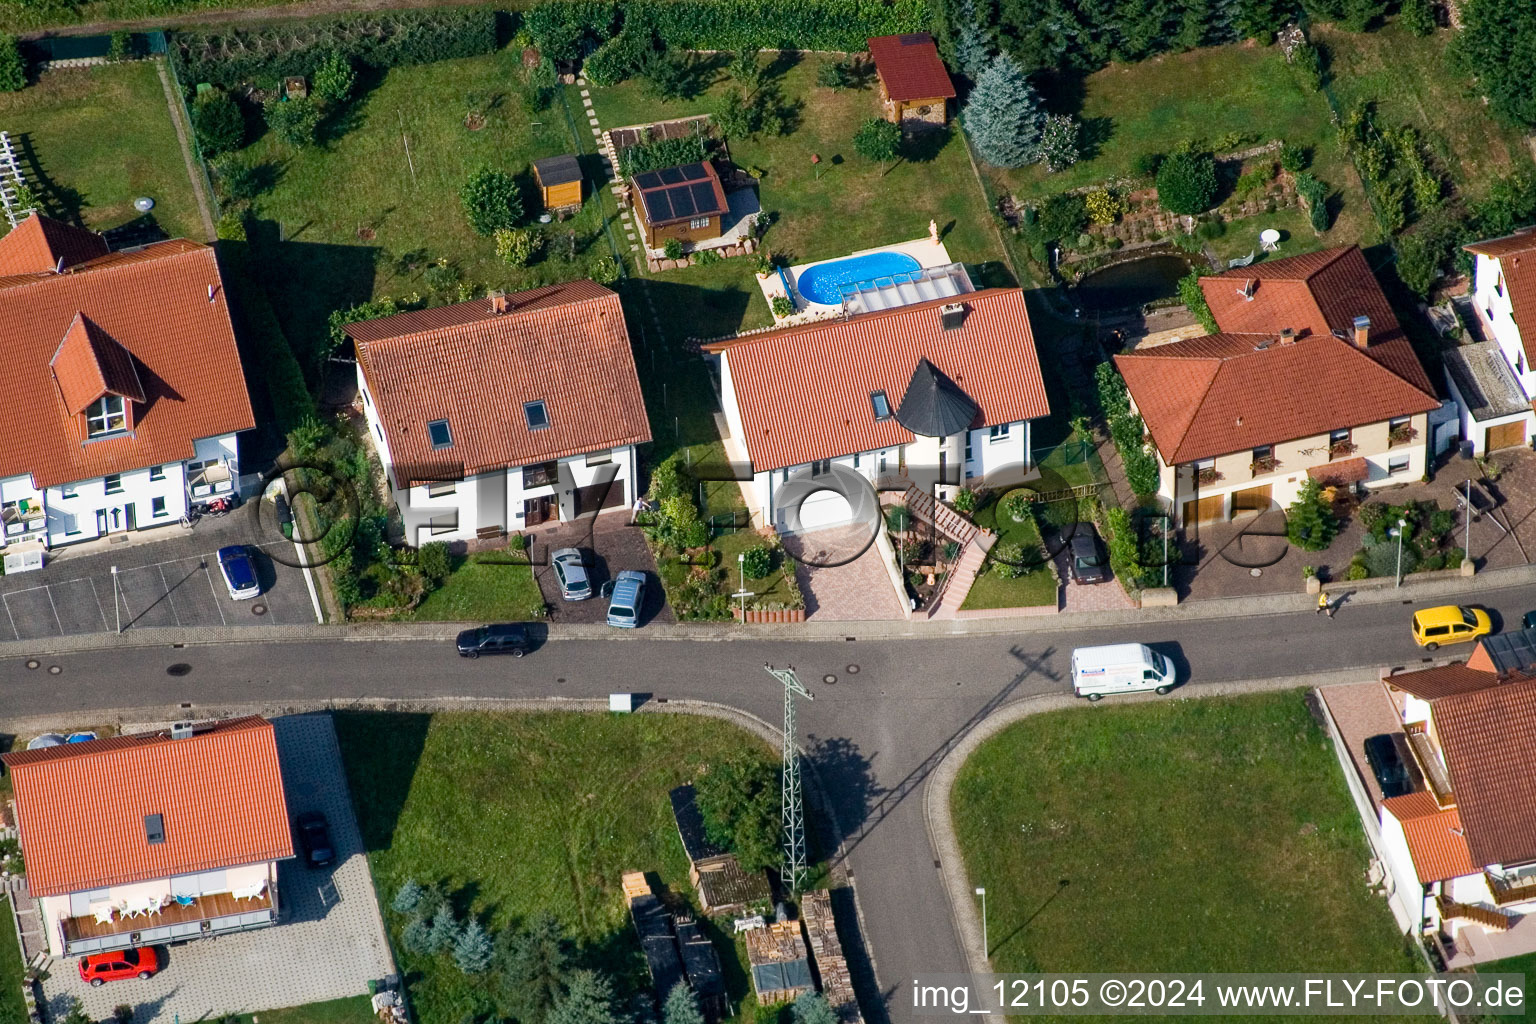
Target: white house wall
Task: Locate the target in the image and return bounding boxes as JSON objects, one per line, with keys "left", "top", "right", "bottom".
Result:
{"left": 1443, "top": 368, "right": 1535, "bottom": 457}
{"left": 1473, "top": 254, "right": 1536, "bottom": 397}
{"left": 1377, "top": 806, "right": 1432, "bottom": 932}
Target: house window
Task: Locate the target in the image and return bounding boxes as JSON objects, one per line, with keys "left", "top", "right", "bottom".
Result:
{"left": 375, "top": 424, "right": 384, "bottom": 442}
{"left": 1497, "top": 272, "right": 1506, "bottom": 298}
{"left": 988, "top": 424, "right": 1010, "bottom": 443}
{"left": 86, "top": 395, "right": 126, "bottom": 437}
{"left": 870, "top": 391, "right": 892, "bottom": 421}
{"left": 1253, "top": 445, "right": 1272, "bottom": 462}
{"left": 144, "top": 813, "right": 166, "bottom": 845}
{"left": 104, "top": 474, "right": 123, "bottom": 494}
{"left": 1388, "top": 454, "right": 1411, "bottom": 476}
{"left": 1389, "top": 416, "right": 1410, "bottom": 430}
{"left": 810, "top": 459, "right": 831, "bottom": 477}
{"left": 965, "top": 433, "right": 974, "bottom": 463}
{"left": 1195, "top": 458, "right": 1215, "bottom": 471}
{"left": 426, "top": 481, "right": 456, "bottom": 498}
{"left": 524, "top": 400, "right": 550, "bottom": 431}
{"left": 151, "top": 496, "right": 167, "bottom": 517}
{"left": 1329, "top": 429, "right": 1350, "bottom": 445}
{"left": 523, "top": 461, "right": 559, "bottom": 488}
{"left": 1519, "top": 352, "right": 1527, "bottom": 376}
{"left": 586, "top": 449, "right": 612, "bottom": 466}
{"left": 689, "top": 216, "right": 710, "bottom": 230}
{"left": 361, "top": 388, "right": 372, "bottom": 408}
{"left": 428, "top": 419, "right": 453, "bottom": 450}
{"left": 149, "top": 465, "right": 165, "bottom": 481}
{"left": 853, "top": 452, "right": 861, "bottom": 469}
{"left": 60, "top": 485, "right": 77, "bottom": 499}
{"left": 428, "top": 512, "right": 458, "bottom": 535}
{"left": 878, "top": 452, "right": 888, "bottom": 474}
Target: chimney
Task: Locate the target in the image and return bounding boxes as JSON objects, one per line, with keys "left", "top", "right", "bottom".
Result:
{"left": 939, "top": 302, "right": 967, "bottom": 330}
{"left": 170, "top": 721, "right": 194, "bottom": 740}
{"left": 1352, "top": 315, "right": 1371, "bottom": 348}
{"left": 489, "top": 290, "right": 510, "bottom": 315}
{"left": 1278, "top": 327, "right": 1296, "bottom": 345}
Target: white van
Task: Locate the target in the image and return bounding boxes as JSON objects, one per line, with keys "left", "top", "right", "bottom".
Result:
{"left": 1070, "top": 643, "right": 1176, "bottom": 701}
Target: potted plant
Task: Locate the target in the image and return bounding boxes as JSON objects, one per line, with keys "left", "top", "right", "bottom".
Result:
{"left": 1329, "top": 439, "right": 1358, "bottom": 458}
{"left": 1389, "top": 424, "right": 1418, "bottom": 447}
{"left": 1250, "top": 454, "right": 1280, "bottom": 475}
{"left": 1196, "top": 466, "right": 1223, "bottom": 486}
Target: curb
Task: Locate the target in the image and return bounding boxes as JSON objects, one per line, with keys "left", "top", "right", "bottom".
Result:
{"left": 921, "top": 667, "right": 1380, "bottom": 1024}
{"left": 2, "top": 560, "right": 1533, "bottom": 658}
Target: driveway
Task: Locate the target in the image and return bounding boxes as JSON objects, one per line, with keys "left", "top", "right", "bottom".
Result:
{"left": 783, "top": 525, "right": 906, "bottom": 621}
{"left": 525, "top": 513, "right": 673, "bottom": 626}
{"left": 42, "top": 714, "right": 394, "bottom": 1023}
{"left": 0, "top": 510, "right": 317, "bottom": 640}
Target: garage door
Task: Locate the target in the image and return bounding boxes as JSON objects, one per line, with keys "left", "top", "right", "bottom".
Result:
{"left": 791, "top": 487, "right": 854, "bottom": 531}
{"left": 1231, "top": 484, "right": 1272, "bottom": 517}
{"left": 1181, "top": 494, "right": 1224, "bottom": 525}
{"left": 1487, "top": 421, "right": 1527, "bottom": 452}
{"left": 573, "top": 478, "right": 624, "bottom": 516}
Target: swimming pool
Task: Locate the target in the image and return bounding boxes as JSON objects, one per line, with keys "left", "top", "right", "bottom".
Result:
{"left": 794, "top": 250, "right": 922, "bottom": 306}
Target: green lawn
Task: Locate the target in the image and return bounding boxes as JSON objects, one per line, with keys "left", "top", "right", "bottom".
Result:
{"left": 401, "top": 554, "right": 545, "bottom": 622}
{"left": 241, "top": 48, "right": 622, "bottom": 378}
{"left": 334, "top": 711, "right": 780, "bottom": 1024}
{"left": 590, "top": 54, "right": 1006, "bottom": 344}
{"left": 0, "top": 62, "right": 203, "bottom": 241}
{"left": 961, "top": 495, "right": 1057, "bottom": 610}
{"left": 1478, "top": 952, "right": 1536, "bottom": 1015}
{"left": 1033, "top": 430, "right": 1107, "bottom": 491}
{"left": 1316, "top": 19, "right": 1533, "bottom": 201}
{"left": 225, "top": 997, "right": 376, "bottom": 1024}
{"left": 989, "top": 42, "right": 1374, "bottom": 248}
{"left": 951, "top": 692, "right": 1420, "bottom": 990}
{"left": 0, "top": 897, "right": 27, "bottom": 1024}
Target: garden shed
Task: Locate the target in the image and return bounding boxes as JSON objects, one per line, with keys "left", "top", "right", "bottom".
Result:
{"left": 867, "top": 33, "right": 955, "bottom": 126}
{"left": 533, "top": 154, "right": 582, "bottom": 212}
{"left": 632, "top": 161, "right": 728, "bottom": 249}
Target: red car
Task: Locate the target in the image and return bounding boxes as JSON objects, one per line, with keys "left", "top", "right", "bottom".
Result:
{"left": 77, "top": 946, "right": 163, "bottom": 986}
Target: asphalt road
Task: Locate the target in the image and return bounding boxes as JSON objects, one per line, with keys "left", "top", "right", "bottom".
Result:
{"left": 3, "top": 579, "right": 1534, "bottom": 1023}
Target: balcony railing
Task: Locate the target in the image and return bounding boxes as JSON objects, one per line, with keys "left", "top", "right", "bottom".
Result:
{"left": 1437, "top": 894, "right": 1513, "bottom": 931}
{"left": 1486, "top": 871, "right": 1536, "bottom": 907}
{"left": 1404, "top": 724, "right": 1455, "bottom": 808}
{"left": 62, "top": 888, "right": 273, "bottom": 955}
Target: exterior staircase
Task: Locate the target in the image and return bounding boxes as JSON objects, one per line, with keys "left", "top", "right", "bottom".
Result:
{"left": 1438, "top": 894, "right": 1514, "bottom": 932}
{"left": 900, "top": 485, "right": 991, "bottom": 619}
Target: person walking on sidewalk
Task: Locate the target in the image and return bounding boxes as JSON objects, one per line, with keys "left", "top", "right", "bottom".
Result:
{"left": 1317, "top": 590, "right": 1331, "bottom": 617}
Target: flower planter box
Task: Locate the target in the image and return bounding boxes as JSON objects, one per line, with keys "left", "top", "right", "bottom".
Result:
{"left": 733, "top": 607, "right": 805, "bottom": 623}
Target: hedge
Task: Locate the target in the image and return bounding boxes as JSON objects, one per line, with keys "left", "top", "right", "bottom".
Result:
{"left": 170, "top": 9, "right": 499, "bottom": 90}
{"left": 526, "top": 0, "right": 930, "bottom": 59}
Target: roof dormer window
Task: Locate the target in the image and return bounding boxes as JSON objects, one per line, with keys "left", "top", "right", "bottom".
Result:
{"left": 427, "top": 419, "right": 453, "bottom": 450}
{"left": 524, "top": 400, "right": 549, "bottom": 431}
{"left": 86, "top": 394, "right": 126, "bottom": 437}
{"left": 870, "top": 390, "right": 891, "bottom": 421}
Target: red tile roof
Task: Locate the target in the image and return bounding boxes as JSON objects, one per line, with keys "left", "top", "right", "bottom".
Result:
{"left": 1384, "top": 663, "right": 1502, "bottom": 701}
{"left": 0, "top": 717, "right": 294, "bottom": 897}
{"left": 1307, "top": 456, "right": 1368, "bottom": 486}
{"left": 51, "top": 313, "right": 147, "bottom": 415}
{"left": 0, "top": 214, "right": 109, "bottom": 276}
{"left": 1116, "top": 246, "right": 1438, "bottom": 465}
{"left": 1381, "top": 791, "right": 1477, "bottom": 883}
{"left": 1433, "top": 675, "right": 1536, "bottom": 867}
{"left": 867, "top": 33, "right": 956, "bottom": 102}
{"left": 349, "top": 281, "right": 651, "bottom": 480}
{"left": 1464, "top": 229, "right": 1536, "bottom": 370}
{"left": 0, "top": 239, "right": 255, "bottom": 489}
{"left": 704, "top": 289, "right": 1049, "bottom": 472}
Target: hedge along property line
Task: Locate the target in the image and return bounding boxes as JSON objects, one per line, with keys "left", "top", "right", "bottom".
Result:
{"left": 525, "top": 0, "right": 931, "bottom": 60}
{"left": 169, "top": 7, "right": 499, "bottom": 89}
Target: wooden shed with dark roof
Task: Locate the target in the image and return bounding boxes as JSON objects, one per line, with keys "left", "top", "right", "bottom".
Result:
{"left": 867, "top": 33, "right": 955, "bottom": 126}
{"left": 533, "top": 154, "right": 583, "bottom": 212}
{"left": 632, "top": 161, "right": 728, "bottom": 249}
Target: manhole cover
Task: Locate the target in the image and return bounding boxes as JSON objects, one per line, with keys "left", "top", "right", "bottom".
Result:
{"left": 47, "top": 665, "right": 61, "bottom": 674}
{"left": 846, "top": 664, "right": 860, "bottom": 674}
{"left": 167, "top": 663, "right": 192, "bottom": 677}
{"left": 1250, "top": 568, "right": 1262, "bottom": 577}
{"left": 25, "top": 659, "right": 38, "bottom": 670}
{"left": 823, "top": 674, "right": 837, "bottom": 685}
{"left": 251, "top": 603, "right": 268, "bottom": 616}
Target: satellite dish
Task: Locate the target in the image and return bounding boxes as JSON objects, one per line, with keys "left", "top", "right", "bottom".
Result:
{"left": 134, "top": 196, "right": 155, "bottom": 213}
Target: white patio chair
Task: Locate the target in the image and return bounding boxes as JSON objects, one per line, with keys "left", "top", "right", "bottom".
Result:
{"left": 232, "top": 880, "right": 267, "bottom": 902}
{"left": 92, "top": 904, "right": 116, "bottom": 926}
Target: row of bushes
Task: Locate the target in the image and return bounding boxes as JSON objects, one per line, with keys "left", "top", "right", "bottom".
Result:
{"left": 1094, "top": 363, "right": 1160, "bottom": 498}
{"left": 525, "top": 0, "right": 929, "bottom": 63}
{"left": 170, "top": 8, "right": 498, "bottom": 90}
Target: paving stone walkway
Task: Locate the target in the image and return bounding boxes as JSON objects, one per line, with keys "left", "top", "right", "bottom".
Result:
{"left": 783, "top": 525, "right": 906, "bottom": 621}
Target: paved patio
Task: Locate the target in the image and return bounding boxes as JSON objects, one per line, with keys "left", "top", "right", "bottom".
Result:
{"left": 1173, "top": 447, "right": 1536, "bottom": 602}
{"left": 783, "top": 525, "right": 906, "bottom": 621}
{"left": 524, "top": 512, "right": 673, "bottom": 626}
{"left": 1318, "top": 682, "right": 1405, "bottom": 810}
{"left": 42, "top": 714, "right": 393, "bottom": 1023}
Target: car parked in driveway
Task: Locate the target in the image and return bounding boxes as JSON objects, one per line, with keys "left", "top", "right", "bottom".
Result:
{"left": 217, "top": 544, "right": 260, "bottom": 600}
{"left": 456, "top": 623, "right": 531, "bottom": 658}
{"left": 1068, "top": 527, "right": 1109, "bottom": 584}
{"left": 552, "top": 547, "right": 592, "bottom": 601}
{"left": 78, "top": 946, "right": 163, "bottom": 986}
{"left": 1363, "top": 733, "right": 1417, "bottom": 798}
{"left": 295, "top": 810, "right": 335, "bottom": 868}
{"left": 606, "top": 571, "right": 646, "bottom": 628}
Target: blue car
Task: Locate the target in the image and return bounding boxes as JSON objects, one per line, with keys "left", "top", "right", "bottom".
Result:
{"left": 606, "top": 571, "right": 646, "bottom": 628}
{"left": 217, "top": 545, "right": 261, "bottom": 600}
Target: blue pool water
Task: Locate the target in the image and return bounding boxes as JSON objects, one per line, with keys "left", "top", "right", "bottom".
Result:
{"left": 794, "top": 251, "right": 922, "bottom": 306}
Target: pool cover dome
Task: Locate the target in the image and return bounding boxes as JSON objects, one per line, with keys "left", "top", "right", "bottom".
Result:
{"left": 896, "top": 357, "right": 978, "bottom": 437}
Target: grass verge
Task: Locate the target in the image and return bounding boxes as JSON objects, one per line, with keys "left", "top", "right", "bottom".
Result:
{"left": 961, "top": 497, "right": 1057, "bottom": 610}
{"left": 223, "top": 996, "right": 377, "bottom": 1024}
{"left": 399, "top": 553, "right": 545, "bottom": 622}
{"left": 0, "top": 896, "right": 27, "bottom": 1024}
{"left": 951, "top": 691, "right": 1420, "bottom": 991}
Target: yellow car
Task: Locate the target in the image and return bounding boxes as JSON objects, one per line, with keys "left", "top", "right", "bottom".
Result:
{"left": 1412, "top": 605, "right": 1492, "bottom": 650}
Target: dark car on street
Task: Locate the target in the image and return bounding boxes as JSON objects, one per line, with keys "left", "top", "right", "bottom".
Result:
{"left": 1068, "top": 527, "right": 1110, "bottom": 585}
{"left": 1524, "top": 610, "right": 1536, "bottom": 632}
{"left": 1363, "top": 733, "right": 1416, "bottom": 799}
{"left": 456, "top": 623, "right": 531, "bottom": 658}
{"left": 295, "top": 810, "right": 335, "bottom": 868}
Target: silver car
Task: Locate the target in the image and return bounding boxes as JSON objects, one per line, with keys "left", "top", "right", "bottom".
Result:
{"left": 551, "top": 547, "right": 592, "bottom": 601}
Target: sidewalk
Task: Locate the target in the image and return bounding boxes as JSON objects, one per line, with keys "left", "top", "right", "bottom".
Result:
{"left": 3, "top": 560, "right": 1533, "bottom": 658}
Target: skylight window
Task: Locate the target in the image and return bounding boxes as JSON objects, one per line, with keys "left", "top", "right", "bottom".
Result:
{"left": 428, "top": 419, "right": 453, "bottom": 449}
{"left": 524, "top": 400, "right": 550, "bottom": 431}
{"left": 144, "top": 813, "right": 165, "bottom": 845}
{"left": 870, "top": 391, "right": 891, "bottom": 420}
